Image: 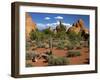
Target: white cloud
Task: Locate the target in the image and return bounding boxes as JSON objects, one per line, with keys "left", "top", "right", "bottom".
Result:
{"left": 46, "top": 23, "right": 51, "bottom": 26}
{"left": 36, "top": 23, "right": 47, "bottom": 30}
{"left": 46, "top": 23, "right": 57, "bottom": 29}
{"left": 62, "top": 23, "right": 72, "bottom": 31}
{"left": 54, "top": 16, "right": 63, "bottom": 20}
{"left": 36, "top": 22, "right": 72, "bottom": 30}
{"left": 44, "top": 17, "right": 50, "bottom": 20}
{"left": 37, "top": 23, "right": 56, "bottom": 30}
{"left": 62, "top": 23, "right": 72, "bottom": 27}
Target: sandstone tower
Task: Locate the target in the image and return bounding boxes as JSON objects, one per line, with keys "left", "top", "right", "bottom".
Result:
{"left": 26, "top": 13, "right": 36, "bottom": 38}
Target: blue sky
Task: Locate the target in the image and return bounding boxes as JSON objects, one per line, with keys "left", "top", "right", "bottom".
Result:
{"left": 28, "top": 12, "right": 90, "bottom": 30}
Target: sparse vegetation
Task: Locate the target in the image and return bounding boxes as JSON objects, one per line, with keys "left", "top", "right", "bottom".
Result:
{"left": 48, "top": 55, "right": 69, "bottom": 66}
{"left": 26, "top": 63, "right": 33, "bottom": 67}
{"left": 26, "top": 51, "right": 38, "bottom": 60}
{"left": 26, "top": 53, "right": 32, "bottom": 60}
{"left": 57, "top": 43, "right": 65, "bottom": 49}
{"left": 26, "top": 42, "right": 31, "bottom": 50}
{"left": 67, "top": 32, "right": 83, "bottom": 48}
{"left": 67, "top": 50, "right": 81, "bottom": 57}
{"left": 66, "top": 44, "right": 74, "bottom": 50}
{"left": 26, "top": 16, "right": 89, "bottom": 67}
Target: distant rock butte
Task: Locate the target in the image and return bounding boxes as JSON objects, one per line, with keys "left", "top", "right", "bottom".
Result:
{"left": 26, "top": 13, "right": 36, "bottom": 38}
{"left": 67, "top": 19, "right": 89, "bottom": 34}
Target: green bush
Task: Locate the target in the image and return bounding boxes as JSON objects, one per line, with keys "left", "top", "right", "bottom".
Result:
{"left": 43, "top": 28, "right": 53, "bottom": 35}
{"left": 47, "top": 55, "right": 56, "bottom": 64}
{"left": 57, "top": 43, "right": 65, "bottom": 49}
{"left": 45, "top": 50, "right": 53, "bottom": 55}
{"left": 29, "top": 29, "right": 44, "bottom": 41}
{"left": 26, "top": 63, "right": 33, "bottom": 67}
{"left": 64, "top": 40, "right": 74, "bottom": 50}
{"left": 55, "top": 57, "right": 69, "bottom": 65}
{"left": 66, "top": 44, "right": 74, "bottom": 50}
{"left": 37, "top": 41, "right": 45, "bottom": 48}
{"left": 57, "top": 40, "right": 66, "bottom": 49}
{"left": 67, "top": 50, "right": 81, "bottom": 57}
{"left": 26, "top": 42, "right": 31, "bottom": 50}
{"left": 26, "top": 53, "right": 32, "bottom": 60}
{"left": 67, "top": 32, "right": 82, "bottom": 48}
{"left": 48, "top": 55, "right": 69, "bottom": 66}
{"left": 55, "top": 31, "right": 67, "bottom": 39}
{"left": 52, "top": 41, "right": 58, "bottom": 47}
{"left": 26, "top": 51, "right": 38, "bottom": 60}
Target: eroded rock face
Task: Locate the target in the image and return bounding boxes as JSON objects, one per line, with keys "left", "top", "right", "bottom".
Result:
{"left": 26, "top": 13, "right": 36, "bottom": 38}
{"left": 67, "top": 19, "right": 89, "bottom": 35}
{"left": 67, "top": 19, "right": 89, "bottom": 40}
{"left": 78, "top": 19, "right": 84, "bottom": 28}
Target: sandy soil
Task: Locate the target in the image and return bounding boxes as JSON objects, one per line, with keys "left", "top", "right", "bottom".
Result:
{"left": 69, "top": 48, "right": 89, "bottom": 65}
{"left": 26, "top": 47, "right": 89, "bottom": 67}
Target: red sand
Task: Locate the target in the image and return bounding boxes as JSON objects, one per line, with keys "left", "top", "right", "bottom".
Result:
{"left": 26, "top": 47, "right": 89, "bottom": 67}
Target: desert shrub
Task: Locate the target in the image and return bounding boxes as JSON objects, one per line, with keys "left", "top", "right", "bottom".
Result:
{"left": 26, "top": 51, "right": 38, "bottom": 60}
{"left": 67, "top": 32, "right": 82, "bottom": 41}
{"left": 47, "top": 55, "right": 57, "bottom": 66}
{"left": 37, "top": 41, "right": 45, "bottom": 48}
{"left": 52, "top": 41, "right": 58, "bottom": 47}
{"left": 67, "top": 50, "right": 81, "bottom": 57}
{"left": 55, "top": 31, "right": 67, "bottom": 39}
{"left": 26, "top": 41, "right": 31, "bottom": 50}
{"left": 67, "top": 32, "right": 82, "bottom": 48}
{"left": 29, "top": 30, "right": 38, "bottom": 40}
{"left": 65, "top": 41, "right": 74, "bottom": 50}
{"left": 66, "top": 44, "right": 74, "bottom": 50}
{"left": 57, "top": 40, "right": 66, "bottom": 49}
{"left": 26, "top": 53, "right": 32, "bottom": 60}
{"left": 26, "top": 63, "right": 33, "bottom": 67}
{"left": 43, "top": 54, "right": 54, "bottom": 63}
{"left": 29, "top": 29, "right": 44, "bottom": 41}
{"left": 48, "top": 55, "right": 69, "bottom": 66}
{"left": 57, "top": 43, "right": 65, "bottom": 49}
{"left": 43, "top": 28, "right": 51, "bottom": 34}
{"left": 75, "top": 43, "right": 81, "bottom": 49}
{"left": 45, "top": 50, "right": 52, "bottom": 55}
{"left": 66, "top": 41, "right": 81, "bottom": 50}
{"left": 55, "top": 57, "right": 69, "bottom": 65}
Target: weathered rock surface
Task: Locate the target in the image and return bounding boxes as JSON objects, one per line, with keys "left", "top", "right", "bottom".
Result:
{"left": 26, "top": 13, "right": 37, "bottom": 38}
{"left": 67, "top": 19, "right": 89, "bottom": 35}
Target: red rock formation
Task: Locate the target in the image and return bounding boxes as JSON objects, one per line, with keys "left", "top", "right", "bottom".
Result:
{"left": 67, "top": 19, "right": 89, "bottom": 34}
{"left": 26, "top": 13, "right": 36, "bottom": 38}
{"left": 78, "top": 19, "right": 84, "bottom": 28}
